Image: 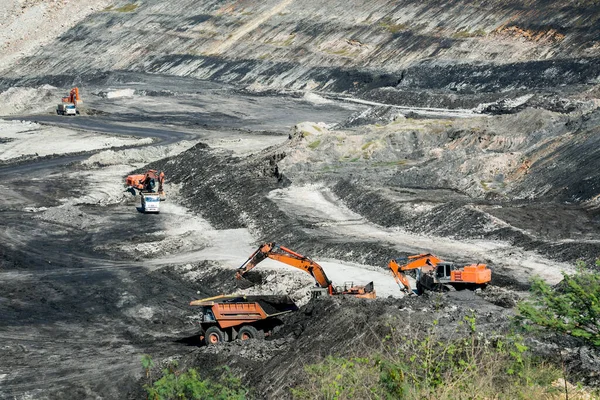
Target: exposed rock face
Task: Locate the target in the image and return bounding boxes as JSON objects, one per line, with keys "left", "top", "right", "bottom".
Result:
{"left": 3, "top": 0, "right": 600, "bottom": 103}
{"left": 0, "top": 0, "right": 112, "bottom": 71}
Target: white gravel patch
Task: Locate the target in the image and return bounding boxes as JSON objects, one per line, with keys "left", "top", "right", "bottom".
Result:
{"left": 0, "top": 119, "right": 153, "bottom": 161}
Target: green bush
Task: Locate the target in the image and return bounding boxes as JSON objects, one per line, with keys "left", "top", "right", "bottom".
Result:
{"left": 143, "top": 359, "right": 248, "bottom": 400}
{"left": 518, "top": 260, "right": 600, "bottom": 346}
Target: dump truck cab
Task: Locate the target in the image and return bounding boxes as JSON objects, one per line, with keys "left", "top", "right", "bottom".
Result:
{"left": 56, "top": 103, "right": 77, "bottom": 116}
{"left": 141, "top": 192, "right": 160, "bottom": 213}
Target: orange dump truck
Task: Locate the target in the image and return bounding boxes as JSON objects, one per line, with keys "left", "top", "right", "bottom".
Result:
{"left": 190, "top": 294, "right": 298, "bottom": 345}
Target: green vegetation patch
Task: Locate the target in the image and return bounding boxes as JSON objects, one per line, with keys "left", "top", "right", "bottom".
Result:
{"left": 142, "top": 358, "right": 248, "bottom": 400}
{"left": 518, "top": 259, "right": 600, "bottom": 347}
{"left": 283, "top": 34, "right": 296, "bottom": 46}
{"left": 308, "top": 139, "right": 321, "bottom": 150}
{"left": 361, "top": 141, "right": 375, "bottom": 150}
{"left": 265, "top": 33, "right": 296, "bottom": 47}
{"left": 291, "top": 317, "right": 570, "bottom": 399}
{"left": 379, "top": 17, "right": 409, "bottom": 34}
{"left": 104, "top": 3, "right": 139, "bottom": 12}
{"left": 371, "top": 160, "right": 407, "bottom": 167}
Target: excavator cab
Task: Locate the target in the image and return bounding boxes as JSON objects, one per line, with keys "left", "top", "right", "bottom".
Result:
{"left": 435, "top": 263, "right": 454, "bottom": 281}
{"left": 144, "top": 177, "right": 157, "bottom": 192}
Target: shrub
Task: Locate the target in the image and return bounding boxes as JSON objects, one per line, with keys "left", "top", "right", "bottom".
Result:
{"left": 518, "top": 260, "right": 600, "bottom": 347}
{"left": 143, "top": 359, "right": 248, "bottom": 400}
{"left": 308, "top": 139, "right": 321, "bottom": 150}
{"left": 104, "top": 3, "right": 138, "bottom": 12}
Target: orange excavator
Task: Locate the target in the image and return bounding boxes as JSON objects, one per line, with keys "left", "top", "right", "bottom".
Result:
{"left": 388, "top": 253, "right": 491, "bottom": 295}
{"left": 62, "top": 87, "right": 81, "bottom": 106}
{"left": 236, "top": 242, "right": 376, "bottom": 299}
{"left": 125, "top": 169, "right": 166, "bottom": 198}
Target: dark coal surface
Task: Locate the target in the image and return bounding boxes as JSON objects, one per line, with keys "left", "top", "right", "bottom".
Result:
{"left": 510, "top": 109, "right": 600, "bottom": 204}
{"left": 0, "top": 238, "right": 207, "bottom": 398}
{"left": 0, "top": 175, "right": 218, "bottom": 398}
{"left": 333, "top": 180, "right": 600, "bottom": 265}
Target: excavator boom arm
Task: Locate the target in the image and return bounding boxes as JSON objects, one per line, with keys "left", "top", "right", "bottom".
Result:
{"left": 236, "top": 243, "right": 333, "bottom": 290}
{"left": 388, "top": 259, "right": 412, "bottom": 292}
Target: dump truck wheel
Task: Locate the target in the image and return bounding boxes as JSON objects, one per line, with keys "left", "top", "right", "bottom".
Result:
{"left": 238, "top": 325, "right": 263, "bottom": 341}
{"left": 205, "top": 326, "right": 226, "bottom": 345}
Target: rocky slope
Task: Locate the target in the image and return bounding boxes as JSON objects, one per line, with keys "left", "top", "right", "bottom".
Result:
{"left": 0, "top": 0, "right": 111, "bottom": 71}
{"left": 3, "top": 0, "right": 600, "bottom": 108}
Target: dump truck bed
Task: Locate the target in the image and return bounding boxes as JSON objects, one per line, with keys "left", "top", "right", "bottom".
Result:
{"left": 190, "top": 294, "right": 298, "bottom": 329}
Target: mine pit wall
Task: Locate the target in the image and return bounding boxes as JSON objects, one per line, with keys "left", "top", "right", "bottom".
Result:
{"left": 152, "top": 143, "right": 402, "bottom": 269}
{"left": 3, "top": 0, "right": 600, "bottom": 102}
{"left": 150, "top": 97, "right": 600, "bottom": 268}
{"left": 332, "top": 181, "right": 600, "bottom": 265}
{"left": 153, "top": 124, "right": 599, "bottom": 274}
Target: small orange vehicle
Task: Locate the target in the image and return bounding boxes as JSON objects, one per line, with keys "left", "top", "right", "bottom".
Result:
{"left": 190, "top": 294, "right": 298, "bottom": 345}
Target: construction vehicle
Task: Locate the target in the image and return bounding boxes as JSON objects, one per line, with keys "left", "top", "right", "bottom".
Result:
{"left": 190, "top": 294, "right": 298, "bottom": 345}
{"left": 125, "top": 170, "right": 166, "bottom": 213}
{"left": 56, "top": 87, "right": 81, "bottom": 116}
{"left": 140, "top": 192, "right": 161, "bottom": 213}
{"left": 56, "top": 103, "right": 78, "bottom": 116}
{"left": 125, "top": 170, "right": 166, "bottom": 197}
{"left": 236, "top": 242, "right": 376, "bottom": 299}
{"left": 388, "top": 253, "right": 491, "bottom": 295}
